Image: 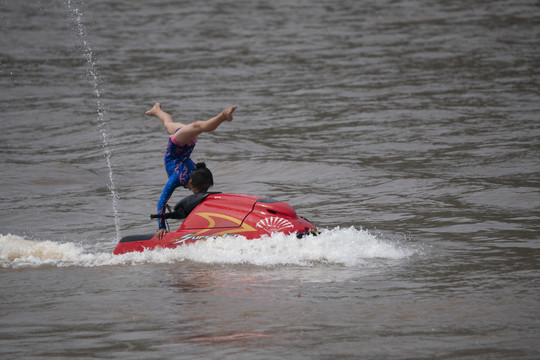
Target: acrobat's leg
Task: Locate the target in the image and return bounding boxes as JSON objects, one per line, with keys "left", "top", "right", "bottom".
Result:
{"left": 146, "top": 103, "right": 184, "bottom": 135}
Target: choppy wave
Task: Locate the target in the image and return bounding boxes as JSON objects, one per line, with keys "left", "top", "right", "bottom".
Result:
{"left": 0, "top": 227, "right": 419, "bottom": 269}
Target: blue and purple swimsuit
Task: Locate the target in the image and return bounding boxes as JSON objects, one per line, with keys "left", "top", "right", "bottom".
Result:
{"left": 157, "top": 130, "right": 197, "bottom": 229}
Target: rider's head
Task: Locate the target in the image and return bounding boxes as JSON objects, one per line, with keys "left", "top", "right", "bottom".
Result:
{"left": 188, "top": 162, "right": 213, "bottom": 193}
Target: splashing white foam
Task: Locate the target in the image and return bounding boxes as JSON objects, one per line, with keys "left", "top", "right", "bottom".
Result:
{"left": 0, "top": 228, "right": 418, "bottom": 269}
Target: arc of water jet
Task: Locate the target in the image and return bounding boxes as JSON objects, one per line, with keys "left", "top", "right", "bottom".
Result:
{"left": 66, "top": 0, "right": 121, "bottom": 242}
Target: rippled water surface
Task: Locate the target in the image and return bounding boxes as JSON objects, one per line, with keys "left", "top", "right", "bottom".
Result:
{"left": 1, "top": 0, "right": 539, "bottom": 358}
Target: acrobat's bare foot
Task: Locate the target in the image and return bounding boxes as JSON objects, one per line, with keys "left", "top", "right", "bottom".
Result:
{"left": 146, "top": 103, "right": 162, "bottom": 117}
{"left": 221, "top": 105, "right": 237, "bottom": 122}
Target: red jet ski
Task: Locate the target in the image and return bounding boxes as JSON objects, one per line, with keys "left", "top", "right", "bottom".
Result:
{"left": 113, "top": 193, "right": 317, "bottom": 255}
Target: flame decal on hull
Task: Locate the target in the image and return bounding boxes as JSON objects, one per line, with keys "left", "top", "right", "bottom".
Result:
{"left": 194, "top": 212, "right": 257, "bottom": 235}
{"left": 168, "top": 213, "right": 258, "bottom": 246}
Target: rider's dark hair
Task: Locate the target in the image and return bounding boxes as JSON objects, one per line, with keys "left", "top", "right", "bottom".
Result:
{"left": 190, "top": 162, "right": 213, "bottom": 193}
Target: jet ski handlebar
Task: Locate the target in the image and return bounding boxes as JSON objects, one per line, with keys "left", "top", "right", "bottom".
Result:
{"left": 150, "top": 212, "right": 181, "bottom": 220}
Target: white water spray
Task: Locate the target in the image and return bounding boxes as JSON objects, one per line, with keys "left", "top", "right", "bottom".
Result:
{"left": 0, "top": 228, "right": 420, "bottom": 268}
{"left": 66, "top": 0, "right": 121, "bottom": 242}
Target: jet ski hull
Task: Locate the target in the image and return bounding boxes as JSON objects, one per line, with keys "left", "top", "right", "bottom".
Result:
{"left": 113, "top": 193, "right": 316, "bottom": 255}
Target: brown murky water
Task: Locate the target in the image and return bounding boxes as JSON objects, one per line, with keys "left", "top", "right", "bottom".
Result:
{"left": 1, "top": 0, "right": 539, "bottom": 358}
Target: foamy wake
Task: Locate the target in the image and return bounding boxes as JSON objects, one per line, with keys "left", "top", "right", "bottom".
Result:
{"left": 0, "top": 227, "right": 418, "bottom": 269}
